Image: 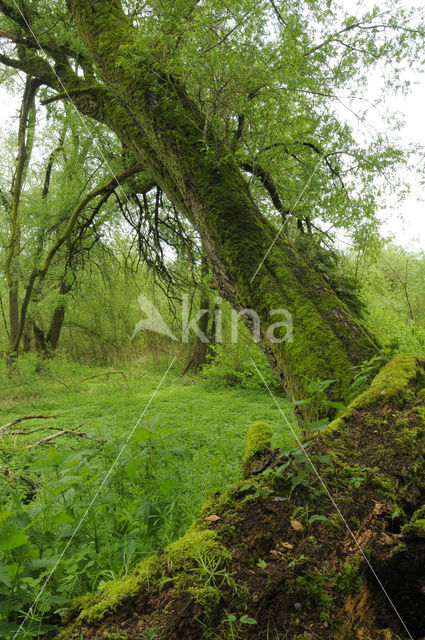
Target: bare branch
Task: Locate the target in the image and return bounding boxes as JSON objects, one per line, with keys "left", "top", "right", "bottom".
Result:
{"left": 0, "top": 415, "right": 57, "bottom": 433}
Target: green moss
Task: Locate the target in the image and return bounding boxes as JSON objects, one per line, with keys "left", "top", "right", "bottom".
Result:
{"left": 401, "top": 519, "right": 425, "bottom": 540}
{"left": 317, "top": 355, "right": 425, "bottom": 446}
{"left": 395, "top": 417, "right": 410, "bottom": 429}
{"left": 401, "top": 505, "right": 425, "bottom": 540}
{"left": 242, "top": 422, "right": 272, "bottom": 478}
{"left": 335, "top": 557, "right": 364, "bottom": 596}
{"left": 414, "top": 406, "right": 425, "bottom": 427}
{"left": 187, "top": 584, "right": 222, "bottom": 616}
{"left": 74, "top": 521, "right": 231, "bottom": 625}
{"left": 199, "top": 488, "right": 237, "bottom": 519}
{"left": 103, "top": 631, "right": 128, "bottom": 640}
{"left": 293, "top": 573, "right": 334, "bottom": 622}
{"left": 55, "top": 623, "right": 81, "bottom": 640}
{"left": 411, "top": 505, "right": 425, "bottom": 522}
{"left": 350, "top": 354, "right": 425, "bottom": 410}
{"left": 164, "top": 525, "right": 231, "bottom": 568}
{"left": 75, "top": 554, "right": 158, "bottom": 624}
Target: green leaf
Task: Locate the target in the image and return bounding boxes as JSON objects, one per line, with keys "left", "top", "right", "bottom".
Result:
{"left": 325, "top": 400, "right": 349, "bottom": 412}
{"left": 126, "top": 459, "right": 139, "bottom": 480}
{"left": 291, "top": 398, "right": 311, "bottom": 406}
{"left": 52, "top": 511, "right": 74, "bottom": 526}
{"left": 0, "top": 511, "right": 13, "bottom": 526}
{"left": 240, "top": 615, "right": 257, "bottom": 624}
{"left": 317, "top": 454, "right": 332, "bottom": 464}
{"left": 291, "top": 474, "right": 306, "bottom": 488}
{"left": 0, "top": 566, "right": 11, "bottom": 587}
{"left": 133, "top": 428, "right": 155, "bottom": 443}
{"left": 0, "top": 525, "right": 28, "bottom": 552}
{"left": 308, "top": 514, "right": 329, "bottom": 524}
{"left": 310, "top": 419, "right": 329, "bottom": 432}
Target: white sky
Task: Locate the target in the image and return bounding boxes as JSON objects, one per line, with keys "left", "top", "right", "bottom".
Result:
{"left": 0, "top": 10, "right": 425, "bottom": 253}
{"left": 350, "top": 76, "right": 425, "bottom": 252}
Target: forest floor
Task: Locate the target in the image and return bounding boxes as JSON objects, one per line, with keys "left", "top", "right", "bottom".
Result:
{"left": 0, "top": 355, "right": 296, "bottom": 639}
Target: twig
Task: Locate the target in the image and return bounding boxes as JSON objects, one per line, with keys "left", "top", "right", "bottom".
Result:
{"left": 45, "top": 376, "right": 74, "bottom": 391}
{"left": 0, "top": 466, "right": 41, "bottom": 491}
{"left": 79, "top": 370, "right": 129, "bottom": 384}
{"left": 0, "top": 415, "right": 57, "bottom": 432}
{"left": 25, "top": 425, "right": 104, "bottom": 448}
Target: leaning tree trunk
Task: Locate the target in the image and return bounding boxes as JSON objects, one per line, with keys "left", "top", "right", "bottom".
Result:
{"left": 69, "top": 0, "right": 378, "bottom": 418}
{"left": 57, "top": 354, "right": 425, "bottom": 640}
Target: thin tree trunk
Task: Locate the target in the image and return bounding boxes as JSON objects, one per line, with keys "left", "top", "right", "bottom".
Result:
{"left": 46, "top": 304, "right": 66, "bottom": 352}
{"left": 45, "top": 280, "right": 72, "bottom": 354}
{"left": 33, "top": 281, "right": 71, "bottom": 358}
{"left": 183, "top": 257, "right": 213, "bottom": 375}
{"left": 182, "top": 292, "right": 211, "bottom": 375}
{"left": 4, "top": 77, "right": 39, "bottom": 357}
{"left": 33, "top": 321, "right": 47, "bottom": 355}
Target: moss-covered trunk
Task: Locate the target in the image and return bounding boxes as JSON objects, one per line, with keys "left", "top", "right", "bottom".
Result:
{"left": 57, "top": 354, "right": 425, "bottom": 640}
{"left": 68, "top": 0, "right": 378, "bottom": 414}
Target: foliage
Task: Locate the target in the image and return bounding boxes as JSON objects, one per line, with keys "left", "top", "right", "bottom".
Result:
{"left": 201, "top": 341, "right": 279, "bottom": 392}
{"left": 351, "top": 243, "right": 425, "bottom": 353}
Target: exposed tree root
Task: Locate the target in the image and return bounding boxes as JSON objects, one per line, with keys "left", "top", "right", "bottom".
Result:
{"left": 57, "top": 354, "right": 425, "bottom": 640}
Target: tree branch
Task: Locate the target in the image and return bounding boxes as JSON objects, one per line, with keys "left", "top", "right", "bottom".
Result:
{"left": 38, "top": 164, "right": 144, "bottom": 282}
{"left": 241, "top": 161, "right": 290, "bottom": 220}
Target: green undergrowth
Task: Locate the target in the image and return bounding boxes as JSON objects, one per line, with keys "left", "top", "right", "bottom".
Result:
{"left": 56, "top": 353, "right": 425, "bottom": 640}
{"left": 0, "top": 355, "right": 296, "bottom": 639}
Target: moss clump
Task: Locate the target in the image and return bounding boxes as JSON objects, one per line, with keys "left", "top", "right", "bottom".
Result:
{"left": 350, "top": 354, "right": 425, "bottom": 410}
{"left": 199, "top": 488, "right": 236, "bottom": 520}
{"left": 411, "top": 505, "right": 425, "bottom": 522}
{"left": 401, "top": 519, "right": 425, "bottom": 540}
{"left": 242, "top": 422, "right": 272, "bottom": 478}
{"left": 414, "top": 406, "right": 425, "bottom": 427}
{"left": 74, "top": 554, "right": 158, "bottom": 624}
{"left": 56, "top": 623, "right": 81, "bottom": 640}
{"left": 103, "top": 631, "right": 128, "bottom": 640}
{"left": 395, "top": 417, "right": 410, "bottom": 429}
{"left": 73, "top": 521, "right": 231, "bottom": 626}
{"left": 318, "top": 354, "right": 425, "bottom": 444}
{"left": 401, "top": 505, "right": 425, "bottom": 540}
{"left": 335, "top": 557, "right": 364, "bottom": 596}
{"left": 187, "top": 584, "right": 222, "bottom": 617}
{"left": 292, "top": 573, "right": 334, "bottom": 622}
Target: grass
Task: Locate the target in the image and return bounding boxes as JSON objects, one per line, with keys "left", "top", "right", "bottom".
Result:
{"left": 0, "top": 354, "right": 297, "bottom": 639}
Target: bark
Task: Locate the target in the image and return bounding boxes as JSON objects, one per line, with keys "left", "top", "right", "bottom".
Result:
{"left": 34, "top": 281, "right": 70, "bottom": 357}
{"left": 182, "top": 291, "right": 212, "bottom": 375}
{"left": 65, "top": 0, "right": 378, "bottom": 418}
{"left": 57, "top": 354, "right": 425, "bottom": 640}
{"left": 33, "top": 320, "right": 47, "bottom": 355}
{"left": 46, "top": 302, "right": 66, "bottom": 352}
{"left": 183, "top": 257, "right": 213, "bottom": 375}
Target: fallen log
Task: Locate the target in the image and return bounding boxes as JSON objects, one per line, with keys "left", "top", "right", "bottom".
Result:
{"left": 58, "top": 354, "right": 425, "bottom": 640}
